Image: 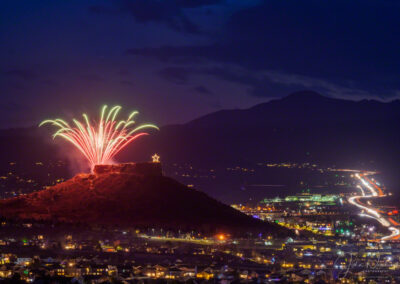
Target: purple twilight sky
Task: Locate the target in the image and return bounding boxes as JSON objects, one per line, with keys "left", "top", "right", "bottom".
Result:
{"left": 1, "top": 0, "right": 399, "bottom": 128}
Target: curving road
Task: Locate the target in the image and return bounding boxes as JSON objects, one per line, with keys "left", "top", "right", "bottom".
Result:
{"left": 348, "top": 173, "right": 400, "bottom": 242}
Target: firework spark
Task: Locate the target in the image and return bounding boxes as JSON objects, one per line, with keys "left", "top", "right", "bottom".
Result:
{"left": 40, "top": 105, "right": 158, "bottom": 168}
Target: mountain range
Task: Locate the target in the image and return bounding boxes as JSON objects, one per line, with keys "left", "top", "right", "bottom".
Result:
{"left": 127, "top": 91, "right": 400, "bottom": 171}
{"left": 2, "top": 90, "right": 400, "bottom": 193}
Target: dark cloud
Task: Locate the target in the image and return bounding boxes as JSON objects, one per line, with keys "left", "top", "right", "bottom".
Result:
{"left": 127, "top": 0, "right": 400, "bottom": 98}
{"left": 157, "top": 66, "right": 271, "bottom": 96}
{"left": 193, "top": 85, "right": 213, "bottom": 95}
{"left": 126, "top": 44, "right": 220, "bottom": 62}
{"left": 121, "top": 0, "right": 199, "bottom": 34}
{"left": 158, "top": 67, "right": 190, "bottom": 84}
{"left": 90, "top": 0, "right": 224, "bottom": 34}
{"left": 2, "top": 0, "right": 400, "bottom": 128}
{"left": 173, "top": 0, "right": 224, "bottom": 8}
{"left": 157, "top": 65, "right": 375, "bottom": 98}
{"left": 4, "top": 69, "right": 37, "bottom": 80}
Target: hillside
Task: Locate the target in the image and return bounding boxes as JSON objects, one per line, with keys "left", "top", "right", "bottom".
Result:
{"left": 0, "top": 163, "right": 285, "bottom": 235}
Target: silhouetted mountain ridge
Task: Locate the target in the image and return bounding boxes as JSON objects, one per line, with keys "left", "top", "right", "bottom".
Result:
{"left": 186, "top": 91, "right": 399, "bottom": 129}
{"left": 2, "top": 90, "right": 400, "bottom": 172}
{"left": 117, "top": 91, "right": 400, "bottom": 171}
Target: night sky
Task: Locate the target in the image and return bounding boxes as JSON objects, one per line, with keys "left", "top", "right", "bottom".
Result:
{"left": 1, "top": 0, "right": 399, "bottom": 128}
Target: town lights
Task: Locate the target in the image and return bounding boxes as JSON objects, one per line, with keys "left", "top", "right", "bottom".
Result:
{"left": 217, "top": 234, "right": 226, "bottom": 241}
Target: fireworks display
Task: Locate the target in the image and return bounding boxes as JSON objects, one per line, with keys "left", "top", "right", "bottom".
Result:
{"left": 40, "top": 105, "right": 158, "bottom": 168}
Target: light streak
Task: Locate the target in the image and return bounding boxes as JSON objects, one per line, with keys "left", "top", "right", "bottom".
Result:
{"left": 350, "top": 173, "right": 400, "bottom": 241}
{"left": 349, "top": 196, "right": 387, "bottom": 224}
{"left": 381, "top": 227, "right": 400, "bottom": 241}
{"left": 40, "top": 105, "right": 158, "bottom": 168}
{"left": 356, "top": 185, "right": 365, "bottom": 196}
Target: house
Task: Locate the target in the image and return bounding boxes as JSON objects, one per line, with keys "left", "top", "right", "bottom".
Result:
{"left": 0, "top": 265, "right": 13, "bottom": 278}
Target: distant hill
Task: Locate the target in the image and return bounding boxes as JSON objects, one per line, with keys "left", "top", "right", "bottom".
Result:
{"left": 124, "top": 91, "right": 400, "bottom": 171}
{"left": 2, "top": 91, "right": 400, "bottom": 169}
{"left": 0, "top": 163, "right": 285, "bottom": 235}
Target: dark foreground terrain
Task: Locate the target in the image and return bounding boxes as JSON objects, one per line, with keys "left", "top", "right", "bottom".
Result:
{"left": 0, "top": 163, "right": 286, "bottom": 236}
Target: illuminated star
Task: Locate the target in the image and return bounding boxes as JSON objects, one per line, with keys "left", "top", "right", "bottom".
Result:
{"left": 152, "top": 153, "right": 160, "bottom": 163}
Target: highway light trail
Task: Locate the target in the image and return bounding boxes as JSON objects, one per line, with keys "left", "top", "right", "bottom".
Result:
{"left": 382, "top": 227, "right": 400, "bottom": 242}
{"left": 349, "top": 173, "right": 400, "bottom": 242}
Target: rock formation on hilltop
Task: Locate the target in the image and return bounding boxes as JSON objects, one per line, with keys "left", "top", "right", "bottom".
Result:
{"left": 0, "top": 162, "right": 287, "bottom": 235}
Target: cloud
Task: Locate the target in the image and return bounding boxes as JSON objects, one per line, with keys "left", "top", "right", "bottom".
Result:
{"left": 121, "top": 0, "right": 200, "bottom": 34}
{"left": 173, "top": 0, "right": 225, "bottom": 9}
{"left": 157, "top": 65, "right": 377, "bottom": 99}
{"left": 89, "top": 0, "right": 225, "bottom": 34}
{"left": 158, "top": 66, "right": 190, "bottom": 84}
{"left": 126, "top": 0, "right": 400, "bottom": 99}
{"left": 193, "top": 85, "right": 213, "bottom": 95}
{"left": 262, "top": 71, "right": 373, "bottom": 99}
{"left": 126, "top": 44, "right": 222, "bottom": 63}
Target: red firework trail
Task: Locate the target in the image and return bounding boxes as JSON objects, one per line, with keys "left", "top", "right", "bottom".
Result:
{"left": 40, "top": 105, "right": 158, "bottom": 168}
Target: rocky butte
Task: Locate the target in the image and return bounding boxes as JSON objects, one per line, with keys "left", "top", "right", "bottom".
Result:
{"left": 0, "top": 162, "right": 288, "bottom": 235}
